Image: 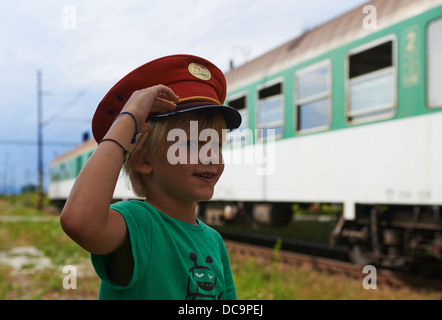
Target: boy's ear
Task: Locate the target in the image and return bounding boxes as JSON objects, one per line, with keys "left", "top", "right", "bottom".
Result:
{"left": 130, "top": 152, "right": 153, "bottom": 175}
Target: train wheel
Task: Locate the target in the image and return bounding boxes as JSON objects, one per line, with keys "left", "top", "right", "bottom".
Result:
{"left": 271, "top": 203, "right": 293, "bottom": 226}
{"left": 253, "top": 203, "right": 293, "bottom": 226}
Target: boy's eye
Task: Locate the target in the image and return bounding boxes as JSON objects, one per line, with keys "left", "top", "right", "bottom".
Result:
{"left": 209, "top": 142, "right": 221, "bottom": 152}
{"left": 184, "top": 140, "right": 222, "bottom": 151}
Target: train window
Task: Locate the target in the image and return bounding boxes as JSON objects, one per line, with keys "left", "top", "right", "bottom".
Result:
{"left": 226, "top": 94, "right": 249, "bottom": 147}
{"left": 50, "top": 165, "right": 60, "bottom": 182}
{"left": 257, "top": 81, "right": 284, "bottom": 140}
{"left": 75, "top": 156, "right": 82, "bottom": 177}
{"left": 428, "top": 18, "right": 442, "bottom": 108}
{"left": 60, "top": 163, "right": 67, "bottom": 180}
{"left": 347, "top": 37, "right": 396, "bottom": 122}
{"left": 227, "top": 95, "right": 248, "bottom": 132}
{"left": 295, "top": 61, "right": 331, "bottom": 132}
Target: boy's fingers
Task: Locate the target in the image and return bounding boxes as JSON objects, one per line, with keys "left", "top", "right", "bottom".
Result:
{"left": 153, "top": 97, "right": 177, "bottom": 112}
{"left": 155, "top": 84, "right": 179, "bottom": 102}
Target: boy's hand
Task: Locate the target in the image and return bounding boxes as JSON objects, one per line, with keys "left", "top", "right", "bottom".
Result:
{"left": 121, "top": 84, "right": 179, "bottom": 133}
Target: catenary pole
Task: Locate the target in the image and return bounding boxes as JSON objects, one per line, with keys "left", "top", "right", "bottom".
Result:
{"left": 37, "top": 70, "right": 43, "bottom": 210}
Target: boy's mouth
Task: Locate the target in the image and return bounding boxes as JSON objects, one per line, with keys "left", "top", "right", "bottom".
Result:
{"left": 194, "top": 173, "right": 214, "bottom": 178}
{"left": 193, "top": 171, "right": 217, "bottom": 182}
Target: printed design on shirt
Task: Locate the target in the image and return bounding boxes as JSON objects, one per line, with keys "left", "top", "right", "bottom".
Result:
{"left": 185, "top": 252, "right": 223, "bottom": 300}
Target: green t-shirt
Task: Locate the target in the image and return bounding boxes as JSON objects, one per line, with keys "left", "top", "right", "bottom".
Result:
{"left": 91, "top": 200, "right": 237, "bottom": 300}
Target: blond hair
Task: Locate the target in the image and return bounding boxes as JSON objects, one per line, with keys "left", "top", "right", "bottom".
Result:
{"left": 123, "top": 108, "right": 227, "bottom": 197}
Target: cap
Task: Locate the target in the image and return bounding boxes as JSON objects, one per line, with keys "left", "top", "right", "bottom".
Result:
{"left": 92, "top": 54, "right": 242, "bottom": 142}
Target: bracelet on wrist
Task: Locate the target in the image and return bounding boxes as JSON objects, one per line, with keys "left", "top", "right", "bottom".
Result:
{"left": 112, "top": 111, "right": 138, "bottom": 144}
{"left": 98, "top": 138, "right": 131, "bottom": 164}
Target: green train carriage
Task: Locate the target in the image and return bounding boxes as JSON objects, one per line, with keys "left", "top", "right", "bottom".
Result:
{"left": 210, "top": 0, "right": 442, "bottom": 267}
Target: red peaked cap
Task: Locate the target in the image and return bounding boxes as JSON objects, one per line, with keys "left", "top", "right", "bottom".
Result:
{"left": 92, "top": 54, "right": 242, "bottom": 142}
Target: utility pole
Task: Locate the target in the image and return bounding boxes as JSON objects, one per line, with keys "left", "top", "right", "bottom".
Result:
{"left": 35, "top": 70, "right": 83, "bottom": 210}
{"left": 37, "top": 70, "right": 44, "bottom": 211}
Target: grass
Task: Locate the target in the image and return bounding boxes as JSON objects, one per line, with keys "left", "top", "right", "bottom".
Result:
{"left": 0, "top": 195, "right": 441, "bottom": 300}
{"left": 0, "top": 197, "right": 100, "bottom": 299}
{"left": 231, "top": 254, "right": 442, "bottom": 300}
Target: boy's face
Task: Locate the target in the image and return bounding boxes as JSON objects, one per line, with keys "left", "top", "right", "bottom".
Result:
{"left": 148, "top": 120, "right": 225, "bottom": 204}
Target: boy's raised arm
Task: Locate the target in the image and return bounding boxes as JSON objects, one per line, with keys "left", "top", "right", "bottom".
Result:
{"left": 60, "top": 85, "right": 178, "bottom": 255}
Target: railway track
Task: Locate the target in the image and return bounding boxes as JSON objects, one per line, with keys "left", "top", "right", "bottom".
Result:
{"left": 219, "top": 229, "right": 350, "bottom": 261}
{"left": 223, "top": 238, "right": 442, "bottom": 292}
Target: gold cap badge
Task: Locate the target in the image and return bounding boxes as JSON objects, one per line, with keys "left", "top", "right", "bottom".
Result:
{"left": 188, "top": 62, "right": 211, "bottom": 81}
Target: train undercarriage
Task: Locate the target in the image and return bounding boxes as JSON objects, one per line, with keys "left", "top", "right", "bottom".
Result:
{"left": 198, "top": 201, "right": 442, "bottom": 272}
{"left": 198, "top": 201, "right": 294, "bottom": 227}
{"left": 332, "top": 204, "right": 442, "bottom": 271}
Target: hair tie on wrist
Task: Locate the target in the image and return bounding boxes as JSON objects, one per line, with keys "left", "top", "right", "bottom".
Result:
{"left": 98, "top": 138, "right": 130, "bottom": 164}
{"left": 113, "top": 111, "right": 138, "bottom": 144}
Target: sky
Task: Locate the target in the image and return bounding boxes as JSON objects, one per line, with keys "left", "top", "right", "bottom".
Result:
{"left": 0, "top": 0, "right": 369, "bottom": 193}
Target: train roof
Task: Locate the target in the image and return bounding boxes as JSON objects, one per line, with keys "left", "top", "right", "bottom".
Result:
{"left": 51, "top": 139, "right": 97, "bottom": 166}
{"left": 225, "top": 0, "right": 442, "bottom": 91}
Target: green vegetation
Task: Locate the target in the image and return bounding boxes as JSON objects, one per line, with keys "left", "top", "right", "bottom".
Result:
{"left": 230, "top": 253, "right": 442, "bottom": 300}
{"left": 0, "top": 196, "right": 98, "bottom": 299}
{"left": 0, "top": 195, "right": 440, "bottom": 300}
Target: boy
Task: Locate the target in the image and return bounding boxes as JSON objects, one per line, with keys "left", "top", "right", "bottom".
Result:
{"left": 60, "top": 55, "right": 241, "bottom": 299}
